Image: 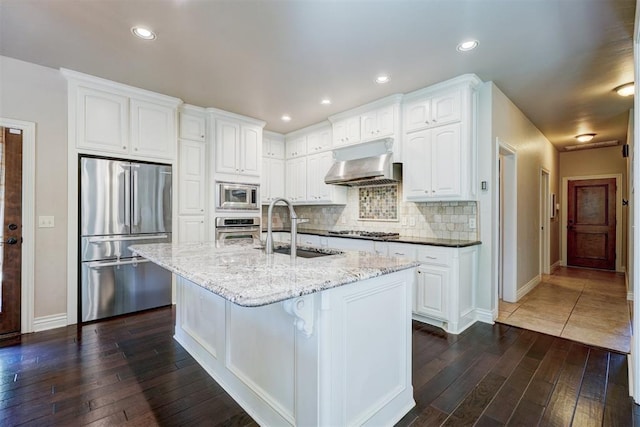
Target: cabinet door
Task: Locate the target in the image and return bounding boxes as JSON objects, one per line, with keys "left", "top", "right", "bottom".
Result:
{"left": 286, "top": 157, "right": 306, "bottom": 202}
{"left": 345, "top": 116, "right": 361, "bottom": 144}
{"left": 286, "top": 136, "right": 306, "bottom": 158}
{"left": 431, "top": 123, "right": 461, "bottom": 197}
{"left": 403, "top": 129, "right": 432, "bottom": 199}
{"left": 306, "top": 129, "right": 332, "bottom": 153}
{"left": 178, "top": 216, "right": 206, "bottom": 243}
{"left": 77, "top": 86, "right": 129, "bottom": 153}
{"left": 333, "top": 120, "right": 348, "bottom": 147}
{"left": 269, "top": 158, "right": 286, "bottom": 201}
{"left": 130, "top": 99, "right": 176, "bottom": 160}
{"left": 240, "top": 125, "right": 260, "bottom": 176}
{"left": 179, "top": 141, "right": 206, "bottom": 215}
{"left": 179, "top": 112, "right": 206, "bottom": 141}
{"left": 215, "top": 119, "right": 240, "bottom": 174}
{"left": 361, "top": 111, "right": 378, "bottom": 141}
{"left": 269, "top": 138, "right": 286, "bottom": 159}
{"left": 431, "top": 89, "right": 462, "bottom": 126}
{"left": 404, "top": 100, "right": 431, "bottom": 133}
{"left": 261, "top": 157, "right": 270, "bottom": 203}
{"left": 415, "top": 265, "right": 449, "bottom": 320}
{"left": 376, "top": 105, "right": 395, "bottom": 137}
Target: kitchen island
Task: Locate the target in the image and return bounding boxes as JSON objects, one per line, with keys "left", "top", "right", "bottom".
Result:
{"left": 131, "top": 240, "right": 418, "bottom": 426}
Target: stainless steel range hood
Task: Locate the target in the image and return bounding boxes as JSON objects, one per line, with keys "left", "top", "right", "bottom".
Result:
{"left": 324, "top": 152, "right": 402, "bottom": 186}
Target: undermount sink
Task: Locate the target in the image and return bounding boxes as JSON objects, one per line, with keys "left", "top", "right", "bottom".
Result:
{"left": 258, "top": 246, "right": 342, "bottom": 258}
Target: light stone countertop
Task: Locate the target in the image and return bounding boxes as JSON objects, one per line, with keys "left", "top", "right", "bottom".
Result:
{"left": 130, "top": 240, "right": 419, "bottom": 307}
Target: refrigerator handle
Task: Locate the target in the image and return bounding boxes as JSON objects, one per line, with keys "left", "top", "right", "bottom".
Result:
{"left": 132, "top": 169, "right": 139, "bottom": 227}
{"left": 124, "top": 166, "right": 131, "bottom": 229}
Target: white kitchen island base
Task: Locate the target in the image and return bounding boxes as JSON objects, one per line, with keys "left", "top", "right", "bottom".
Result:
{"left": 175, "top": 269, "right": 415, "bottom": 426}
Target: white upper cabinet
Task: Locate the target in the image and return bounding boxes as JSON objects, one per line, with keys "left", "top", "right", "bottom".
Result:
{"left": 262, "top": 157, "right": 285, "bottom": 203}
{"left": 178, "top": 140, "right": 206, "bottom": 215}
{"left": 130, "top": 99, "right": 176, "bottom": 159}
{"left": 285, "top": 157, "right": 307, "bottom": 202}
{"left": 263, "top": 134, "right": 285, "bottom": 159}
{"left": 306, "top": 127, "right": 332, "bottom": 153}
{"left": 332, "top": 116, "right": 361, "bottom": 147}
{"left": 402, "top": 75, "right": 481, "bottom": 201}
{"left": 285, "top": 136, "right": 307, "bottom": 159}
{"left": 404, "top": 123, "right": 462, "bottom": 200}
{"left": 361, "top": 104, "right": 396, "bottom": 142}
{"left": 64, "top": 70, "right": 180, "bottom": 161}
{"left": 404, "top": 88, "right": 462, "bottom": 133}
{"left": 179, "top": 108, "right": 206, "bottom": 142}
{"left": 214, "top": 117, "right": 262, "bottom": 178}
{"left": 76, "top": 86, "right": 129, "bottom": 153}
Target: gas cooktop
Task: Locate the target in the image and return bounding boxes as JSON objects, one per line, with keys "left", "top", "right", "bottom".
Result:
{"left": 327, "top": 230, "right": 400, "bottom": 239}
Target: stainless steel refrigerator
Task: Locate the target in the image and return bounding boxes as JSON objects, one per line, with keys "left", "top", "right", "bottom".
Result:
{"left": 80, "top": 156, "right": 172, "bottom": 322}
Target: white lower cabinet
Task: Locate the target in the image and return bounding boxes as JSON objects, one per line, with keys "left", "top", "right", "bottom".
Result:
{"left": 415, "top": 265, "right": 449, "bottom": 320}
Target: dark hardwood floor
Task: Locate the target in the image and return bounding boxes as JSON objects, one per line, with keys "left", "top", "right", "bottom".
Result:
{"left": 1, "top": 306, "right": 637, "bottom": 426}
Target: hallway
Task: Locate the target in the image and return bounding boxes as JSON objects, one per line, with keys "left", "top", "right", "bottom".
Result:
{"left": 497, "top": 267, "right": 631, "bottom": 353}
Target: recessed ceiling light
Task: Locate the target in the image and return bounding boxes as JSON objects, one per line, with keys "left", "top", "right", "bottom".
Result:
{"left": 375, "top": 75, "right": 390, "bottom": 84}
{"left": 457, "top": 40, "right": 478, "bottom": 52}
{"left": 281, "top": 115, "right": 292, "bottom": 122}
{"left": 575, "top": 133, "right": 596, "bottom": 143}
{"left": 321, "top": 98, "right": 331, "bottom": 105}
{"left": 615, "top": 82, "right": 634, "bottom": 97}
{"left": 131, "top": 26, "right": 156, "bottom": 40}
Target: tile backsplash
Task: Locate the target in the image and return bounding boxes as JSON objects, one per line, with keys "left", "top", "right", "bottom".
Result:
{"left": 358, "top": 185, "right": 398, "bottom": 220}
{"left": 263, "top": 184, "right": 478, "bottom": 241}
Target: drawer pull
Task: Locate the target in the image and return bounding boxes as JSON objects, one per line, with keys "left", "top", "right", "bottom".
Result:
{"left": 425, "top": 256, "right": 437, "bottom": 259}
{"left": 394, "top": 252, "right": 405, "bottom": 256}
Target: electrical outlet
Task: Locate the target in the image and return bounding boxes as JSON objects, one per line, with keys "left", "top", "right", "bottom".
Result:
{"left": 409, "top": 217, "right": 416, "bottom": 227}
{"left": 38, "top": 215, "right": 55, "bottom": 228}
{"left": 401, "top": 217, "right": 407, "bottom": 226}
{"left": 469, "top": 217, "right": 477, "bottom": 229}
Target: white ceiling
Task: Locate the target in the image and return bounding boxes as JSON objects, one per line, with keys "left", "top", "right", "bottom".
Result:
{"left": 0, "top": 0, "right": 635, "bottom": 150}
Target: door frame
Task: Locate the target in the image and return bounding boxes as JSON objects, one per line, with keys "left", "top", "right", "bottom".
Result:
{"left": 496, "top": 139, "right": 518, "bottom": 303}
{"left": 540, "top": 168, "right": 551, "bottom": 275}
{"left": 561, "top": 174, "right": 622, "bottom": 272}
{"left": 0, "top": 118, "right": 35, "bottom": 334}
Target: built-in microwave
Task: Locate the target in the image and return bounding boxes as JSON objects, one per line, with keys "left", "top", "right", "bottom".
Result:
{"left": 216, "top": 181, "right": 259, "bottom": 210}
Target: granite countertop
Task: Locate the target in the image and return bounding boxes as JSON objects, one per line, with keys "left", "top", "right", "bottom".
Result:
{"left": 130, "top": 240, "right": 418, "bottom": 307}
{"left": 264, "top": 228, "right": 481, "bottom": 248}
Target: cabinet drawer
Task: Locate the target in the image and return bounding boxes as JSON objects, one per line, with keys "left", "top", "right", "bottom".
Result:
{"left": 416, "top": 247, "right": 452, "bottom": 266}
{"left": 387, "top": 242, "right": 417, "bottom": 260}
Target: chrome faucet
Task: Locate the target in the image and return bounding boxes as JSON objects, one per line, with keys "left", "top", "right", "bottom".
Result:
{"left": 265, "top": 197, "right": 308, "bottom": 259}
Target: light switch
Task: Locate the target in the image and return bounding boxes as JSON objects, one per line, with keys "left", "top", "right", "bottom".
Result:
{"left": 469, "top": 217, "right": 477, "bottom": 229}
{"left": 38, "top": 216, "right": 55, "bottom": 228}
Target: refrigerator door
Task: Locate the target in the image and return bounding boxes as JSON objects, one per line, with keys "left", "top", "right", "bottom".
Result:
{"left": 80, "top": 158, "right": 130, "bottom": 236}
{"left": 80, "top": 233, "right": 171, "bottom": 262}
{"left": 131, "top": 162, "right": 172, "bottom": 234}
{"left": 81, "top": 257, "right": 172, "bottom": 322}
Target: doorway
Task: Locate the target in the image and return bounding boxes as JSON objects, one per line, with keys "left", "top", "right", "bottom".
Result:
{"left": 498, "top": 141, "right": 517, "bottom": 302}
{"left": 567, "top": 178, "right": 616, "bottom": 270}
{"left": 540, "top": 169, "right": 551, "bottom": 275}
{"left": 0, "top": 127, "right": 23, "bottom": 336}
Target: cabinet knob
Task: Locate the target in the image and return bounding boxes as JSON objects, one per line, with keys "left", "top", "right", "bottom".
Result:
{"left": 432, "top": 118, "right": 437, "bottom": 123}
{"left": 424, "top": 190, "right": 429, "bottom": 193}
{"left": 134, "top": 148, "right": 138, "bottom": 151}
{"left": 425, "top": 120, "right": 430, "bottom": 124}
{"left": 123, "top": 146, "right": 127, "bottom": 149}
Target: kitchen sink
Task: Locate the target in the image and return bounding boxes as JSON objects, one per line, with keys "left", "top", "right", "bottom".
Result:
{"left": 258, "top": 246, "right": 342, "bottom": 258}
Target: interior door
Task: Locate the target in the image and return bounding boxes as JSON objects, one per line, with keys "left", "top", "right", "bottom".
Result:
{"left": 567, "top": 178, "right": 616, "bottom": 270}
{"left": 0, "top": 127, "right": 23, "bottom": 336}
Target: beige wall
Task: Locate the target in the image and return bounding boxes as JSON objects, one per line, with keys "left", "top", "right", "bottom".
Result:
{"left": 0, "top": 55, "right": 68, "bottom": 318}
{"left": 559, "top": 145, "right": 628, "bottom": 268}
{"left": 476, "top": 82, "right": 560, "bottom": 311}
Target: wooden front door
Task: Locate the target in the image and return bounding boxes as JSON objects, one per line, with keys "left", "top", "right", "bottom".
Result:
{"left": 567, "top": 178, "right": 616, "bottom": 270}
{"left": 0, "top": 127, "right": 22, "bottom": 336}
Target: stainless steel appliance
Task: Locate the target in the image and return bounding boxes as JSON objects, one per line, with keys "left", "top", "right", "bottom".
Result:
{"left": 80, "top": 156, "right": 172, "bottom": 322}
{"left": 215, "top": 217, "right": 261, "bottom": 242}
{"left": 216, "top": 181, "right": 259, "bottom": 210}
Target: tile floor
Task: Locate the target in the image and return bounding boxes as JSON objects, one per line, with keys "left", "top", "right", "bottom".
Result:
{"left": 497, "top": 266, "right": 631, "bottom": 353}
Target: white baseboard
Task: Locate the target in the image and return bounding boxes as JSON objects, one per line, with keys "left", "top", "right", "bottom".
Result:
{"left": 517, "top": 275, "right": 541, "bottom": 301}
{"left": 475, "top": 308, "right": 496, "bottom": 324}
{"left": 628, "top": 292, "right": 634, "bottom": 301}
{"left": 33, "top": 313, "right": 68, "bottom": 332}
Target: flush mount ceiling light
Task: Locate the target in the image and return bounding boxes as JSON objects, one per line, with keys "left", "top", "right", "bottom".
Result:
{"left": 321, "top": 98, "right": 331, "bottom": 105}
{"left": 131, "top": 26, "right": 156, "bottom": 40}
{"left": 457, "top": 40, "right": 478, "bottom": 52}
{"left": 375, "top": 75, "right": 390, "bottom": 84}
{"left": 281, "top": 114, "right": 292, "bottom": 122}
{"left": 575, "top": 133, "right": 596, "bottom": 143}
{"left": 615, "top": 82, "right": 634, "bottom": 97}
